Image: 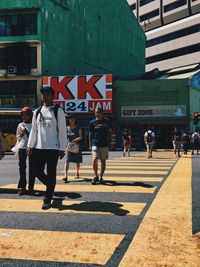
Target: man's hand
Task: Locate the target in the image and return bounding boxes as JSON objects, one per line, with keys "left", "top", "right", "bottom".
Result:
{"left": 26, "top": 147, "right": 32, "bottom": 156}
{"left": 59, "top": 151, "right": 65, "bottom": 159}
{"left": 89, "top": 145, "right": 92, "bottom": 151}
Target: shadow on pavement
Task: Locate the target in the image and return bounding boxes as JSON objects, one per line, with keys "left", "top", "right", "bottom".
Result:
{"left": 51, "top": 200, "right": 129, "bottom": 216}
{"left": 192, "top": 158, "right": 200, "bottom": 235}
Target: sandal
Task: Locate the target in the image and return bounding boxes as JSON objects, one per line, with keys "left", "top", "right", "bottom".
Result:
{"left": 74, "top": 175, "right": 79, "bottom": 179}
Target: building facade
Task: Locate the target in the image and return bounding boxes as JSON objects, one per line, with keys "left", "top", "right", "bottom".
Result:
{"left": 127, "top": 0, "right": 200, "bottom": 71}
{"left": 114, "top": 65, "right": 200, "bottom": 149}
{"left": 0, "top": 0, "right": 145, "bottom": 150}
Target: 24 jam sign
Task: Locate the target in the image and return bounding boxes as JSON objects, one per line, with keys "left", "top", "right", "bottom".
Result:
{"left": 42, "top": 74, "right": 112, "bottom": 113}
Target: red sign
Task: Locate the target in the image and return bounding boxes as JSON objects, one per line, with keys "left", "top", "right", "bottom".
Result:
{"left": 42, "top": 74, "right": 112, "bottom": 113}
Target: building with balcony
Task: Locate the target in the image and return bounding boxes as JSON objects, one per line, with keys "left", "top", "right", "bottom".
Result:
{"left": 0, "top": 0, "right": 145, "bottom": 149}
{"left": 127, "top": 0, "right": 200, "bottom": 71}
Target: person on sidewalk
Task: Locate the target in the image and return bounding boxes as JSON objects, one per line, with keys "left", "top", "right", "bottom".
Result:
{"left": 144, "top": 126, "right": 155, "bottom": 159}
{"left": 122, "top": 129, "right": 131, "bottom": 157}
{"left": 63, "top": 114, "right": 83, "bottom": 183}
{"left": 182, "top": 130, "right": 190, "bottom": 155}
{"left": 0, "top": 128, "right": 5, "bottom": 160}
{"left": 89, "top": 107, "right": 112, "bottom": 185}
{"left": 171, "top": 128, "right": 181, "bottom": 158}
{"left": 16, "top": 107, "right": 35, "bottom": 195}
{"left": 27, "top": 86, "right": 66, "bottom": 210}
{"left": 191, "top": 130, "right": 199, "bottom": 155}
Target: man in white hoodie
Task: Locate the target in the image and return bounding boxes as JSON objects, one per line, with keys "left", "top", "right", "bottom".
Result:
{"left": 27, "top": 86, "right": 66, "bottom": 209}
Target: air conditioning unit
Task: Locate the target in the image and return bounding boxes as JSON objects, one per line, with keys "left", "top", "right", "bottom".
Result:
{"left": 7, "top": 65, "right": 17, "bottom": 74}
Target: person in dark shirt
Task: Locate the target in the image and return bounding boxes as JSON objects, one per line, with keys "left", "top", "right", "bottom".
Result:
{"left": 89, "top": 107, "right": 112, "bottom": 185}
{"left": 171, "top": 128, "right": 181, "bottom": 158}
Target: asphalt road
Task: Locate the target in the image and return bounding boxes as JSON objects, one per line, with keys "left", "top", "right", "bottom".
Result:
{"left": 0, "top": 151, "right": 198, "bottom": 267}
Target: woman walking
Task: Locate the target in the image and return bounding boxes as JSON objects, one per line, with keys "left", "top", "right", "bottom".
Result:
{"left": 63, "top": 114, "right": 83, "bottom": 183}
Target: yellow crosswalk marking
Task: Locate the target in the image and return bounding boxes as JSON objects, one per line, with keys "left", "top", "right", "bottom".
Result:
{"left": 56, "top": 175, "right": 163, "bottom": 182}
{"left": 0, "top": 228, "right": 124, "bottom": 264}
{"left": 61, "top": 170, "right": 168, "bottom": 175}
{"left": 0, "top": 199, "right": 146, "bottom": 216}
{"left": 102, "top": 163, "right": 173, "bottom": 166}
{"left": 81, "top": 165, "right": 171, "bottom": 170}
{"left": 0, "top": 184, "right": 156, "bottom": 193}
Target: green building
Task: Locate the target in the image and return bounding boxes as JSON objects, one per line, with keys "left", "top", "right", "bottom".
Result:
{"left": 0, "top": 0, "right": 145, "bottom": 109}
{"left": 114, "top": 64, "right": 200, "bottom": 149}
{"left": 0, "top": 0, "right": 145, "bottom": 150}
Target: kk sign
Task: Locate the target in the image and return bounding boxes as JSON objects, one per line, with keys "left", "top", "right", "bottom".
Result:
{"left": 42, "top": 74, "right": 112, "bottom": 113}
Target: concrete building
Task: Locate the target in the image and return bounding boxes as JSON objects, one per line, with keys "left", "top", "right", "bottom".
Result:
{"left": 127, "top": 0, "right": 200, "bottom": 71}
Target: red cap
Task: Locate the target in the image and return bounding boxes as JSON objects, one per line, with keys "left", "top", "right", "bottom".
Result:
{"left": 21, "top": 107, "right": 32, "bottom": 114}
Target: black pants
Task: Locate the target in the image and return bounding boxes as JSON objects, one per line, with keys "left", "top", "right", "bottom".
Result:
{"left": 33, "top": 149, "right": 59, "bottom": 201}
{"left": 18, "top": 149, "right": 35, "bottom": 190}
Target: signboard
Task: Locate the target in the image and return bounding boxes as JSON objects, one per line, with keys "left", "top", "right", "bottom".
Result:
{"left": 121, "top": 105, "right": 187, "bottom": 118}
{"left": 42, "top": 74, "right": 112, "bottom": 113}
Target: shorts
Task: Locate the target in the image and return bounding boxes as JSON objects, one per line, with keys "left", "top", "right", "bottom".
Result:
{"left": 146, "top": 142, "right": 153, "bottom": 152}
{"left": 173, "top": 140, "right": 181, "bottom": 150}
{"left": 92, "top": 146, "right": 109, "bottom": 160}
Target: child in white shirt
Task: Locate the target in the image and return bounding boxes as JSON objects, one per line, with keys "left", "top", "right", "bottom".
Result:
{"left": 16, "top": 107, "right": 35, "bottom": 195}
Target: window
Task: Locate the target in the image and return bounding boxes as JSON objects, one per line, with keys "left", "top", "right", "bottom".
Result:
{"left": 164, "top": 0, "right": 187, "bottom": 13}
{"left": 146, "top": 24, "right": 200, "bottom": 47}
{"left": 140, "top": 0, "right": 155, "bottom": 7}
{"left": 146, "top": 43, "right": 200, "bottom": 64}
{"left": 140, "top": 9, "right": 159, "bottom": 22}
{"left": 0, "top": 13, "right": 37, "bottom": 37}
{"left": 0, "top": 46, "right": 37, "bottom": 70}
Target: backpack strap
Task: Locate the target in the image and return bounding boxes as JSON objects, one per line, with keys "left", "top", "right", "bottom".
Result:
{"left": 35, "top": 106, "right": 42, "bottom": 120}
{"left": 35, "top": 105, "right": 60, "bottom": 121}
{"left": 53, "top": 104, "right": 60, "bottom": 121}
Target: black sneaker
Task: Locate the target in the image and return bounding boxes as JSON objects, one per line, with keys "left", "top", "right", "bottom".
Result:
{"left": 42, "top": 199, "right": 51, "bottom": 210}
{"left": 18, "top": 188, "right": 26, "bottom": 196}
{"left": 91, "top": 176, "right": 99, "bottom": 185}
{"left": 63, "top": 177, "right": 69, "bottom": 183}
{"left": 99, "top": 177, "right": 105, "bottom": 184}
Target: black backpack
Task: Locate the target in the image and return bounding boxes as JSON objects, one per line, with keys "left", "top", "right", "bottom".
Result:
{"left": 35, "top": 104, "right": 60, "bottom": 121}
{"left": 147, "top": 132, "right": 153, "bottom": 143}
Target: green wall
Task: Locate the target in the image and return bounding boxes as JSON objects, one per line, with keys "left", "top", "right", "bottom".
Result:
{"left": 0, "top": 0, "right": 145, "bottom": 77}
{"left": 40, "top": 0, "right": 146, "bottom": 77}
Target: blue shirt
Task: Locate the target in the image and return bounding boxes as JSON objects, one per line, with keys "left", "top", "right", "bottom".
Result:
{"left": 89, "top": 118, "right": 111, "bottom": 147}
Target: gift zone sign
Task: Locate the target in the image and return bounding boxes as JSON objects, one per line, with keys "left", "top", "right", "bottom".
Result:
{"left": 42, "top": 74, "right": 112, "bottom": 113}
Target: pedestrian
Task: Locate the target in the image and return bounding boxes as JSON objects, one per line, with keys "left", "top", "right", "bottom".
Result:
{"left": 89, "top": 107, "right": 112, "bottom": 185}
{"left": 16, "top": 107, "right": 35, "bottom": 195}
{"left": 171, "top": 128, "right": 181, "bottom": 158}
{"left": 0, "top": 128, "right": 5, "bottom": 160}
{"left": 63, "top": 114, "right": 83, "bottom": 183}
{"left": 144, "top": 126, "right": 155, "bottom": 159}
{"left": 191, "top": 130, "right": 199, "bottom": 155}
{"left": 122, "top": 129, "right": 131, "bottom": 157}
{"left": 182, "top": 130, "right": 190, "bottom": 155}
{"left": 27, "top": 86, "right": 66, "bottom": 210}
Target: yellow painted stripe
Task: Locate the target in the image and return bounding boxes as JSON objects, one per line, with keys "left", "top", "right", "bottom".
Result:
{"left": 107, "top": 160, "right": 175, "bottom": 163}
{"left": 0, "top": 228, "right": 124, "bottom": 264}
{"left": 81, "top": 165, "right": 171, "bottom": 170}
{"left": 0, "top": 184, "right": 156, "bottom": 193}
{"left": 0, "top": 199, "right": 146, "bottom": 216}
{"left": 61, "top": 170, "right": 168, "bottom": 175}
{"left": 56, "top": 175, "right": 163, "bottom": 182}
{"left": 119, "top": 157, "right": 199, "bottom": 266}
{"left": 103, "top": 163, "right": 173, "bottom": 166}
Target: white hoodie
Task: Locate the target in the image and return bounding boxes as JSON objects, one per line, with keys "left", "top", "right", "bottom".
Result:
{"left": 27, "top": 106, "right": 66, "bottom": 151}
